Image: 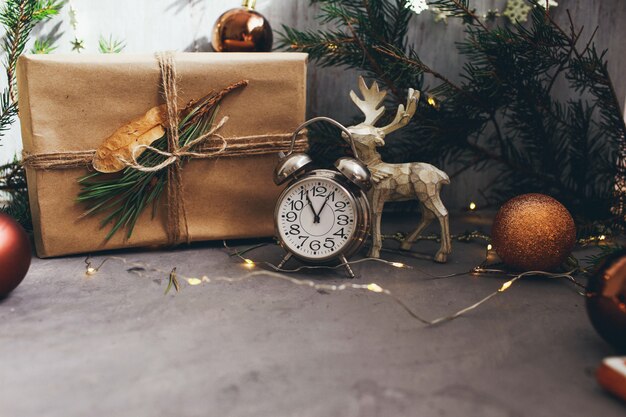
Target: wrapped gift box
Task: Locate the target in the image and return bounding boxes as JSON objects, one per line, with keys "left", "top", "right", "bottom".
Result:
{"left": 17, "top": 52, "right": 307, "bottom": 257}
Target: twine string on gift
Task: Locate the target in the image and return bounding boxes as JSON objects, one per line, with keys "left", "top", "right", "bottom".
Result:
{"left": 158, "top": 51, "right": 189, "bottom": 245}
{"left": 22, "top": 150, "right": 95, "bottom": 169}
{"left": 21, "top": 130, "right": 301, "bottom": 170}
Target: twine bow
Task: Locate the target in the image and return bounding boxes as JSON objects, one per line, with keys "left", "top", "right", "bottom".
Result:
{"left": 121, "top": 117, "right": 229, "bottom": 173}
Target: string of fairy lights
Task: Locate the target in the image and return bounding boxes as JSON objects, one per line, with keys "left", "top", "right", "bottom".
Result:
{"left": 83, "top": 233, "right": 587, "bottom": 326}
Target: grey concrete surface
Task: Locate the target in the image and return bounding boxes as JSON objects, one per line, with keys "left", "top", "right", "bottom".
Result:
{"left": 0, "top": 214, "right": 624, "bottom": 417}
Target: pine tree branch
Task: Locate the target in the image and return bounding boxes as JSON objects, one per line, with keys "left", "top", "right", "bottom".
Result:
{"left": 0, "top": 0, "right": 63, "bottom": 230}
{"left": 0, "top": 0, "right": 63, "bottom": 134}
{"left": 545, "top": 24, "right": 583, "bottom": 95}
{"left": 542, "top": 7, "right": 625, "bottom": 136}
{"left": 343, "top": 18, "right": 402, "bottom": 99}
{"left": 374, "top": 45, "right": 462, "bottom": 94}
{"left": 6, "top": 1, "right": 27, "bottom": 102}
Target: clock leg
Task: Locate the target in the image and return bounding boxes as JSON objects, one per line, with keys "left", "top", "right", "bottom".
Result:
{"left": 340, "top": 255, "right": 355, "bottom": 279}
{"left": 277, "top": 252, "right": 293, "bottom": 270}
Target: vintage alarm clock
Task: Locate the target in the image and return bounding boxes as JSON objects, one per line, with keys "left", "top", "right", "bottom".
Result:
{"left": 273, "top": 117, "right": 372, "bottom": 278}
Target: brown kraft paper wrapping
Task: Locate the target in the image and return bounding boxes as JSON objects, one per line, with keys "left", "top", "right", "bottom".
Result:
{"left": 17, "top": 52, "right": 308, "bottom": 257}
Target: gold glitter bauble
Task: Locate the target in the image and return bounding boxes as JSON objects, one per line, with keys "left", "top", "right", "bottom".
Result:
{"left": 491, "top": 194, "right": 576, "bottom": 271}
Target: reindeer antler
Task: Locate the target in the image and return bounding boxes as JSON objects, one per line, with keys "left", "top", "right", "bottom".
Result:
{"left": 349, "top": 76, "right": 387, "bottom": 125}
{"left": 380, "top": 88, "right": 420, "bottom": 135}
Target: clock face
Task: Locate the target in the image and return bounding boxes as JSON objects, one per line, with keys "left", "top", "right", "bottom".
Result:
{"left": 277, "top": 177, "right": 357, "bottom": 260}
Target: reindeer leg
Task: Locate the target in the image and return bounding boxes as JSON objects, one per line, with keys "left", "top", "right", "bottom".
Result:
{"left": 434, "top": 212, "right": 451, "bottom": 263}
{"left": 400, "top": 205, "right": 435, "bottom": 251}
{"left": 422, "top": 195, "right": 451, "bottom": 263}
{"left": 368, "top": 210, "right": 383, "bottom": 258}
{"left": 368, "top": 189, "right": 385, "bottom": 258}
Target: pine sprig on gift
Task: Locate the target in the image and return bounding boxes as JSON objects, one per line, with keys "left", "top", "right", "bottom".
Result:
{"left": 77, "top": 86, "right": 239, "bottom": 240}
{"left": 279, "top": 0, "right": 626, "bottom": 233}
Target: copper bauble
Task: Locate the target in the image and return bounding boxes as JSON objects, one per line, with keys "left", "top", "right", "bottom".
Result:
{"left": 212, "top": 0, "right": 273, "bottom": 52}
{"left": 0, "top": 213, "right": 31, "bottom": 297}
{"left": 491, "top": 193, "right": 576, "bottom": 271}
{"left": 586, "top": 250, "right": 626, "bottom": 352}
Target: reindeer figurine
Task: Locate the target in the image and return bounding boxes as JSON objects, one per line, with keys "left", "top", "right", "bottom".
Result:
{"left": 344, "top": 76, "right": 452, "bottom": 262}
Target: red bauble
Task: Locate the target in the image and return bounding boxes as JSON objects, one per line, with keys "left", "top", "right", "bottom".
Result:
{"left": 586, "top": 250, "right": 626, "bottom": 352}
{"left": 0, "top": 213, "right": 31, "bottom": 297}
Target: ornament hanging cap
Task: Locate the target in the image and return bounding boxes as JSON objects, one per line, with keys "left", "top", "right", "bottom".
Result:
{"left": 242, "top": 0, "right": 257, "bottom": 9}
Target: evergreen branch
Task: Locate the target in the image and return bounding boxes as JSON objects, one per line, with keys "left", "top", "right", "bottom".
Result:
{"left": 98, "top": 34, "right": 126, "bottom": 53}
{"left": 545, "top": 22, "right": 583, "bottom": 94}
{"left": 31, "top": 37, "right": 58, "bottom": 54}
{"left": 2, "top": 0, "right": 29, "bottom": 102}
{"left": 427, "top": 0, "right": 488, "bottom": 30}
{"left": 0, "top": 188, "right": 32, "bottom": 232}
{"left": 0, "top": 90, "right": 18, "bottom": 134}
{"left": 32, "top": 0, "right": 63, "bottom": 20}
{"left": 0, "top": 0, "right": 64, "bottom": 232}
{"left": 0, "top": 160, "right": 26, "bottom": 193}
{"left": 0, "top": 0, "right": 63, "bottom": 132}
{"left": 343, "top": 17, "right": 402, "bottom": 99}
{"left": 374, "top": 45, "right": 463, "bottom": 96}
{"left": 278, "top": 0, "right": 421, "bottom": 101}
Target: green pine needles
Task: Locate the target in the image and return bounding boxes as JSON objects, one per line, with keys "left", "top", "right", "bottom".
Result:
{"left": 0, "top": 0, "right": 64, "bottom": 224}
{"left": 279, "top": 0, "right": 626, "bottom": 234}
{"left": 98, "top": 34, "right": 126, "bottom": 54}
{"left": 1, "top": 0, "right": 63, "bottom": 107}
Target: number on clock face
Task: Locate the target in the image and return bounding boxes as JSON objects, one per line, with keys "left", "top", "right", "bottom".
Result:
{"left": 277, "top": 178, "right": 356, "bottom": 260}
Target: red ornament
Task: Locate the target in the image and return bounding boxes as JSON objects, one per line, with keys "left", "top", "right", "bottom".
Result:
{"left": 0, "top": 213, "right": 31, "bottom": 297}
{"left": 587, "top": 249, "right": 626, "bottom": 352}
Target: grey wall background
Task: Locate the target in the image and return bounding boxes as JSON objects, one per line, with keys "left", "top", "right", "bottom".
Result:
{"left": 0, "top": 0, "right": 624, "bottom": 208}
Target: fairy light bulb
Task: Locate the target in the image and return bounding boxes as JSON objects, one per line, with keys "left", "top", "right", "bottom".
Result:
{"left": 86, "top": 267, "right": 97, "bottom": 276}
{"left": 391, "top": 262, "right": 406, "bottom": 268}
{"left": 487, "top": 244, "right": 493, "bottom": 251}
{"left": 499, "top": 280, "right": 513, "bottom": 292}
{"left": 469, "top": 202, "right": 477, "bottom": 210}
{"left": 367, "top": 283, "right": 384, "bottom": 293}
{"left": 243, "top": 259, "right": 255, "bottom": 268}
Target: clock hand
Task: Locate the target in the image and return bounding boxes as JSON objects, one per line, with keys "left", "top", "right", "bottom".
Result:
{"left": 305, "top": 191, "right": 320, "bottom": 223}
{"left": 315, "top": 193, "right": 333, "bottom": 220}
